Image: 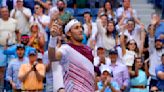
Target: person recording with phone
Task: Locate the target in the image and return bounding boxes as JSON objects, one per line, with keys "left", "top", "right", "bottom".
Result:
{"left": 18, "top": 50, "right": 45, "bottom": 91}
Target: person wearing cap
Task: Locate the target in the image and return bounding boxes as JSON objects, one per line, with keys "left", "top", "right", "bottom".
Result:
{"left": 48, "top": 19, "right": 94, "bottom": 91}
{"left": 18, "top": 50, "right": 45, "bottom": 91}
{"left": 6, "top": 44, "right": 29, "bottom": 92}
{"left": 148, "top": 24, "right": 164, "bottom": 90}
{"left": 4, "top": 34, "right": 36, "bottom": 58}
{"left": 108, "top": 49, "right": 130, "bottom": 92}
{"left": 96, "top": 65, "right": 120, "bottom": 92}
{"left": 155, "top": 53, "right": 164, "bottom": 91}
{"left": 10, "top": 0, "right": 32, "bottom": 35}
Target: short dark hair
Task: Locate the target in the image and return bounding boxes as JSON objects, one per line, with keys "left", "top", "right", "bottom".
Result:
{"left": 83, "top": 11, "right": 92, "bottom": 17}
{"left": 57, "top": 0, "right": 65, "bottom": 4}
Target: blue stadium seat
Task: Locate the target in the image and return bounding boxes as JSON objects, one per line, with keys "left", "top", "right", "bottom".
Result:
{"left": 75, "top": 16, "right": 84, "bottom": 24}
{"left": 65, "top": 8, "right": 75, "bottom": 15}
{"left": 74, "top": 8, "right": 91, "bottom": 16}
{"left": 91, "top": 8, "right": 99, "bottom": 17}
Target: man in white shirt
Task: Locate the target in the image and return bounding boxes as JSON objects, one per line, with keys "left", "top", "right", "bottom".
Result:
{"left": 10, "top": 0, "right": 32, "bottom": 35}
{"left": 0, "top": 6, "right": 18, "bottom": 91}
{"left": 116, "top": 0, "right": 137, "bottom": 23}
{"left": 83, "top": 12, "right": 98, "bottom": 49}
{"left": 148, "top": 29, "right": 164, "bottom": 89}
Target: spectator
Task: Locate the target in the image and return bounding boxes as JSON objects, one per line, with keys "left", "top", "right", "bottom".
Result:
{"left": 48, "top": 19, "right": 95, "bottom": 91}
{"left": 18, "top": 50, "right": 45, "bottom": 91}
{"left": 129, "top": 57, "right": 149, "bottom": 92}
{"left": 0, "top": 6, "right": 18, "bottom": 91}
{"left": 10, "top": 0, "right": 32, "bottom": 35}
{"left": 116, "top": 0, "right": 137, "bottom": 23}
{"left": 83, "top": 12, "right": 98, "bottom": 49}
{"left": 96, "top": 65, "right": 120, "bottom": 92}
{"left": 148, "top": 24, "right": 164, "bottom": 89}
{"left": 108, "top": 49, "right": 130, "bottom": 92}
{"left": 57, "top": 87, "right": 65, "bottom": 92}
{"left": 6, "top": 44, "right": 28, "bottom": 91}
{"left": 28, "top": 22, "right": 45, "bottom": 53}
{"left": 119, "top": 29, "right": 139, "bottom": 69}
{"left": 3, "top": 34, "right": 35, "bottom": 58}
{"left": 96, "top": 14, "right": 108, "bottom": 48}
{"left": 94, "top": 47, "right": 111, "bottom": 67}
{"left": 155, "top": 53, "right": 164, "bottom": 91}
{"left": 150, "top": 12, "right": 164, "bottom": 41}
{"left": 101, "top": 20, "right": 117, "bottom": 50}
{"left": 99, "top": 1, "right": 117, "bottom": 22}
{"left": 50, "top": 0, "right": 73, "bottom": 25}
{"left": 30, "top": 3, "right": 50, "bottom": 50}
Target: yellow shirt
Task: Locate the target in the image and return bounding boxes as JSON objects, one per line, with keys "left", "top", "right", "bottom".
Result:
{"left": 18, "top": 63, "right": 45, "bottom": 90}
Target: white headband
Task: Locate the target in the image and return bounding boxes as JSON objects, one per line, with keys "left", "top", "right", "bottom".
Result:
{"left": 64, "top": 19, "right": 80, "bottom": 34}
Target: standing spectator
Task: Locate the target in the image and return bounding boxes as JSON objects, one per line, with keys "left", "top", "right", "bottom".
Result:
{"left": 94, "top": 47, "right": 111, "bottom": 67}
{"left": 116, "top": 0, "right": 137, "bottom": 23}
{"left": 108, "top": 49, "right": 130, "bottom": 92}
{"left": 4, "top": 34, "right": 35, "bottom": 58}
{"left": 99, "top": 1, "right": 117, "bottom": 22}
{"left": 30, "top": 3, "right": 50, "bottom": 50}
{"left": 10, "top": 0, "right": 32, "bottom": 35}
{"left": 28, "top": 23, "right": 45, "bottom": 53}
{"left": 50, "top": 0, "right": 73, "bottom": 24}
{"left": 151, "top": 12, "right": 164, "bottom": 41}
{"left": 83, "top": 12, "right": 98, "bottom": 49}
{"left": 148, "top": 23, "right": 164, "bottom": 89}
{"left": 0, "top": 6, "right": 18, "bottom": 91}
{"left": 96, "top": 14, "right": 108, "bottom": 48}
{"left": 129, "top": 57, "right": 149, "bottom": 92}
{"left": 48, "top": 19, "right": 95, "bottom": 91}
{"left": 100, "top": 20, "right": 117, "bottom": 50}
{"left": 96, "top": 65, "right": 120, "bottom": 92}
{"left": 18, "top": 50, "right": 45, "bottom": 91}
{"left": 155, "top": 53, "right": 164, "bottom": 91}
{"left": 6, "top": 44, "right": 28, "bottom": 91}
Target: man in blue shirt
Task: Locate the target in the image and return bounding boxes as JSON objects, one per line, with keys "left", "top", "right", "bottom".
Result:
{"left": 97, "top": 65, "right": 120, "bottom": 92}
{"left": 151, "top": 13, "right": 164, "bottom": 42}
{"left": 155, "top": 53, "right": 164, "bottom": 91}
{"left": 3, "top": 34, "right": 35, "bottom": 58}
{"left": 6, "top": 44, "right": 29, "bottom": 91}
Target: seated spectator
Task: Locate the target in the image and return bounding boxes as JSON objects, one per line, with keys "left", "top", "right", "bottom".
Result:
{"left": 96, "top": 65, "right": 120, "bottom": 92}
{"left": 18, "top": 50, "right": 45, "bottom": 91}
{"left": 28, "top": 23, "right": 45, "bottom": 54}
{"left": 129, "top": 57, "right": 149, "bottom": 92}
{"left": 155, "top": 53, "right": 164, "bottom": 91}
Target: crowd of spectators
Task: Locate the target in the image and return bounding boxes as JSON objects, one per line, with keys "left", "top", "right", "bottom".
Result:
{"left": 0, "top": 0, "right": 163, "bottom": 92}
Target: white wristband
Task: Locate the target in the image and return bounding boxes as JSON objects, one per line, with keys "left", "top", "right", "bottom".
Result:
{"left": 48, "top": 36, "right": 57, "bottom": 48}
